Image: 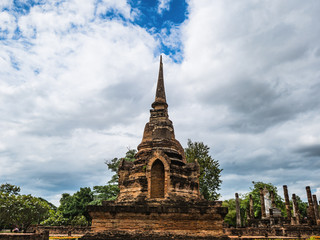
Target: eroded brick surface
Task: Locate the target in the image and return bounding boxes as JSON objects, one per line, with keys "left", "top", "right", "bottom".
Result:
{"left": 117, "top": 57, "right": 201, "bottom": 203}
{"left": 86, "top": 56, "right": 227, "bottom": 239}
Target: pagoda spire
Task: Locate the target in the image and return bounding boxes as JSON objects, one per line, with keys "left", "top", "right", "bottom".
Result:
{"left": 152, "top": 55, "right": 168, "bottom": 109}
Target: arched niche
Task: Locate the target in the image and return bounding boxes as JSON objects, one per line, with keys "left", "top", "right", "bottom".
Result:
{"left": 150, "top": 159, "right": 165, "bottom": 198}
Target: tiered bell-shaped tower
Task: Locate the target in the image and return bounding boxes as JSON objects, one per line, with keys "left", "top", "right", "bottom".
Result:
{"left": 86, "top": 57, "right": 227, "bottom": 239}
{"left": 117, "top": 56, "right": 200, "bottom": 202}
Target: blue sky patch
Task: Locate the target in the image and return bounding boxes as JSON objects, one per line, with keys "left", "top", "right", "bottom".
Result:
{"left": 10, "top": 55, "right": 20, "bottom": 70}
{"left": 12, "top": 0, "right": 44, "bottom": 15}
{"left": 95, "top": 0, "right": 188, "bottom": 61}
{"left": 127, "top": 0, "right": 188, "bottom": 61}
{"left": 2, "top": 0, "right": 189, "bottom": 61}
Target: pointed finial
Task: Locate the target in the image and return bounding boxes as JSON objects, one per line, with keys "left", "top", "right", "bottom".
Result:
{"left": 152, "top": 55, "right": 167, "bottom": 108}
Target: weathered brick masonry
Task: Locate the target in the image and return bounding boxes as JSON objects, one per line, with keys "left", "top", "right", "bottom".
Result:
{"left": 84, "top": 56, "right": 228, "bottom": 239}
{"left": 0, "top": 231, "right": 49, "bottom": 240}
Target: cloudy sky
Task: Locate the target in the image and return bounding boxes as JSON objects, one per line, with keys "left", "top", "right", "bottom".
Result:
{"left": 1, "top": 0, "right": 320, "bottom": 206}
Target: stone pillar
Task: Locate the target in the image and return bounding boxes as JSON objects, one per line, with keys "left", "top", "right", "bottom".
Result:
{"left": 260, "top": 188, "right": 266, "bottom": 219}
{"left": 270, "top": 191, "right": 276, "bottom": 208}
{"left": 246, "top": 207, "right": 250, "bottom": 224}
{"left": 283, "top": 185, "right": 292, "bottom": 221}
{"left": 306, "top": 186, "right": 316, "bottom": 225}
{"left": 249, "top": 194, "right": 254, "bottom": 219}
{"left": 292, "top": 194, "right": 300, "bottom": 224}
{"left": 269, "top": 208, "right": 275, "bottom": 226}
{"left": 235, "top": 193, "right": 241, "bottom": 228}
{"left": 313, "top": 194, "right": 319, "bottom": 220}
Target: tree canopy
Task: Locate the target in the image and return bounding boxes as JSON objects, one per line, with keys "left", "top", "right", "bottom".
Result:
{"left": 242, "top": 181, "right": 285, "bottom": 218}
{"left": 185, "top": 139, "right": 222, "bottom": 200}
{"left": 0, "top": 183, "right": 51, "bottom": 231}
{"left": 41, "top": 184, "right": 120, "bottom": 226}
{"left": 105, "top": 149, "right": 136, "bottom": 184}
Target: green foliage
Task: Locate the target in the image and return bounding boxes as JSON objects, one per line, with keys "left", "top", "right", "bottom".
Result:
{"left": 41, "top": 147, "right": 136, "bottom": 227}
{"left": 42, "top": 184, "right": 120, "bottom": 226}
{"left": 38, "top": 197, "right": 57, "bottom": 211}
{"left": 40, "top": 210, "right": 69, "bottom": 226}
{"left": 70, "top": 215, "right": 88, "bottom": 226}
{"left": 185, "top": 139, "right": 222, "bottom": 200}
{"left": 241, "top": 181, "right": 285, "bottom": 219}
{"left": 222, "top": 199, "right": 237, "bottom": 226}
{"left": 294, "top": 195, "right": 308, "bottom": 218}
{"left": 223, "top": 181, "right": 310, "bottom": 225}
{"left": 105, "top": 149, "right": 136, "bottom": 184}
{"left": 89, "top": 185, "right": 120, "bottom": 205}
{"left": 55, "top": 187, "right": 93, "bottom": 225}
{"left": 0, "top": 183, "right": 51, "bottom": 231}
{"left": 0, "top": 183, "right": 20, "bottom": 195}
{"left": 222, "top": 197, "right": 247, "bottom": 227}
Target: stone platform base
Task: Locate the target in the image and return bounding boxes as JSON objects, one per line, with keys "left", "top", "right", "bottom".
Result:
{"left": 81, "top": 230, "right": 230, "bottom": 240}
{"left": 224, "top": 225, "right": 320, "bottom": 238}
{"left": 86, "top": 199, "right": 228, "bottom": 239}
{"left": 0, "top": 231, "right": 49, "bottom": 240}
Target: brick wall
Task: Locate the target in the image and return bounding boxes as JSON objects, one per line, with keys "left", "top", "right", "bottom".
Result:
{"left": 0, "top": 231, "right": 48, "bottom": 240}
{"left": 88, "top": 200, "right": 228, "bottom": 237}
{"left": 29, "top": 225, "right": 90, "bottom": 235}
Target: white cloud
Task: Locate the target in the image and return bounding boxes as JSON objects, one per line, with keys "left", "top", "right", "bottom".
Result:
{"left": 0, "top": 0, "right": 13, "bottom": 10}
{"left": 1, "top": 0, "right": 320, "bottom": 205}
{"left": 172, "top": 0, "right": 320, "bottom": 200}
{"left": 157, "top": 0, "right": 171, "bottom": 15}
{"left": 0, "top": 11, "right": 16, "bottom": 39}
{"left": 0, "top": 0, "right": 159, "bottom": 204}
{"left": 96, "top": 0, "right": 134, "bottom": 20}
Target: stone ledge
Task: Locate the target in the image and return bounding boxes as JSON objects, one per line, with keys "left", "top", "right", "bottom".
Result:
{"left": 87, "top": 199, "right": 227, "bottom": 216}
{"left": 81, "top": 230, "right": 230, "bottom": 240}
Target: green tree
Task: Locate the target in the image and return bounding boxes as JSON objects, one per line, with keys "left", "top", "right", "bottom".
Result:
{"left": 185, "top": 139, "right": 222, "bottom": 200}
{"left": 41, "top": 210, "right": 69, "bottom": 226}
{"left": 38, "top": 197, "right": 57, "bottom": 211}
{"left": 222, "top": 197, "right": 247, "bottom": 227}
{"left": 14, "top": 195, "right": 51, "bottom": 231}
{"left": 222, "top": 199, "right": 237, "bottom": 226}
{"left": 0, "top": 184, "right": 51, "bottom": 231}
{"left": 57, "top": 187, "right": 93, "bottom": 225}
{"left": 42, "top": 184, "right": 120, "bottom": 226}
{"left": 43, "top": 188, "right": 93, "bottom": 226}
{"left": 105, "top": 149, "right": 136, "bottom": 184}
{"left": 291, "top": 194, "right": 308, "bottom": 219}
{"left": 241, "top": 181, "right": 285, "bottom": 219}
{"left": 0, "top": 183, "right": 20, "bottom": 195}
{"left": 89, "top": 185, "right": 120, "bottom": 205}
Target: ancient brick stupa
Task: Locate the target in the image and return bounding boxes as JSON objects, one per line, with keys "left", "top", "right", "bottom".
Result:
{"left": 85, "top": 56, "right": 228, "bottom": 239}
{"left": 117, "top": 55, "right": 200, "bottom": 202}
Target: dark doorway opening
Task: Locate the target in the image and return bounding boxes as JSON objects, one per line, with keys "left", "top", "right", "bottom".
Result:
{"left": 151, "top": 160, "right": 165, "bottom": 198}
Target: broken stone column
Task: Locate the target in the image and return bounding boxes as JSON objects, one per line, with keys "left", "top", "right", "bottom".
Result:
{"left": 269, "top": 208, "right": 275, "bottom": 225}
{"left": 313, "top": 194, "right": 319, "bottom": 220}
{"left": 235, "top": 193, "right": 241, "bottom": 228}
{"left": 246, "top": 208, "right": 250, "bottom": 224}
{"left": 306, "top": 186, "right": 316, "bottom": 225}
{"left": 270, "top": 191, "right": 276, "bottom": 208}
{"left": 292, "top": 193, "right": 300, "bottom": 225}
{"left": 283, "top": 185, "right": 292, "bottom": 221}
{"left": 260, "top": 188, "right": 266, "bottom": 219}
{"left": 249, "top": 194, "right": 254, "bottom": 219}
